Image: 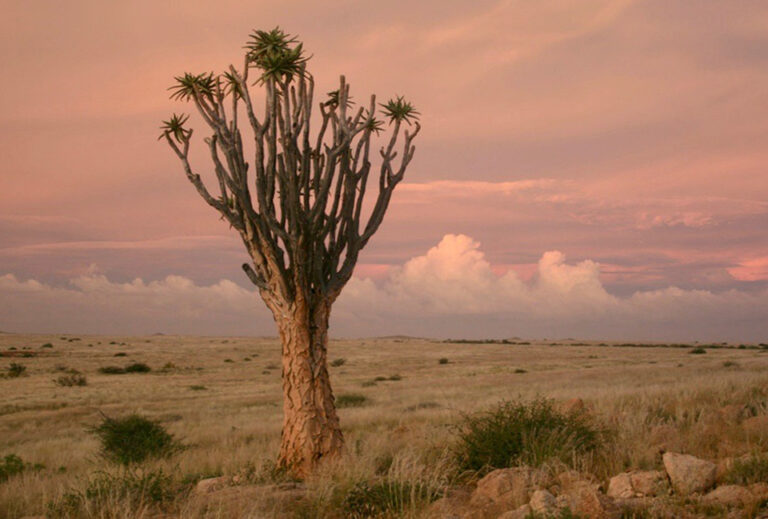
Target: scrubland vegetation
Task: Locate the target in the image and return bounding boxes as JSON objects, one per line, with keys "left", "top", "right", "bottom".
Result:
{"left": 1, "top": 334, "right": 768, "bottom": 518}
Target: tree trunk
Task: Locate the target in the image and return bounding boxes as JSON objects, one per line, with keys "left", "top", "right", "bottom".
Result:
{"left": 275, "top": 298, "right": 343, "bottom": 477}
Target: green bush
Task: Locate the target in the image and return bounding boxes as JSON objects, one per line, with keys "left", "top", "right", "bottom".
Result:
{"left": 689, "top": 347, "right": 707, "bottom": 354}
{"left": 48, "top": 469, "right": 180, "bottom": 518}
{"left": 454, "top": 398, "right": 606, "bottom": 473}
{"left": 189, "top": 385, "right": 207, "bottom": 391}
{"left": 0, "top": 454, "right": 43, "bottom": 482}
{"left": 336, "top": 393, "right": 369, "bottom": 408}
{"left": 91, "top": 414, "right": 183, "bottom": 465}
{"left": 114, "top": 352, "right": 127, "bottom": 357}
{"left": 438, "top": 358, "right": 449, "bottom": 365}
{"left": 124, "top": 362, "right": 151, "bottom": 373}
{"left": 331, "top": 358, "right": 347, "bottom": 367}
{"left": 41, "top": 343, "right": 54, "bottom": 348}
{"left": 342, "top": 479, "right": 441, "bottom": 518}
{"left": 725, "top": 453, "right": 768, "bottom": 485}
{"left": 98, "top": 366, "right": 126, "bottom": 375}
{"left": 55, "top": 373, "right": 88, "bottom": 387}
{"left": 5, "top": 363, "right": 27, "bottom": 378}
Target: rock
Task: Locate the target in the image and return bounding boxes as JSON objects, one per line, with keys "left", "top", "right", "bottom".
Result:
{"left": 607, "top": 473, "right": 634, "bottom": 498}
{"left": 470, "top": 467, "right": 539, "bottom": 510}
{"left": 195, "top": 476, "right": 228, "bottom": 494}
{"left": 629, "top": 470, "right": 667, "bottom": 496}
{"left": 663, "top": 452, "right": 717, "bottom": 495}
{"left": 498, "top": 504, "right": 532, "bottom": 519}
{"left": 529, "top": 489, "right": 557, "bottom": 515}
{"left": 561, "top": 481, "right": 620, "bottom": 519}
{"left": 701, "top": 485, "right": 753, "bottom": 506}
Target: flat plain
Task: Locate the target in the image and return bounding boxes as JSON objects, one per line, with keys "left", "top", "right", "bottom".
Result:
{"left": 1, "top": 333, "right": 767, "bottom": 518}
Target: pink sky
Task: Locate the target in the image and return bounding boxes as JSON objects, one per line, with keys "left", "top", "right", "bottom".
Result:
{"left": 1, "top": 1, "right": 767, "bottom": 340}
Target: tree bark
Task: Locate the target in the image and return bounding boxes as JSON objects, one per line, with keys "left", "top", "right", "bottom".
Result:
{"left": 274, "top": 298, "right": 343, "bottom": 476}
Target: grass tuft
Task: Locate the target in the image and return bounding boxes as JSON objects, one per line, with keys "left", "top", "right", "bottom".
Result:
{"left": 91, "top": 414, "right": 183, "bottom": 465}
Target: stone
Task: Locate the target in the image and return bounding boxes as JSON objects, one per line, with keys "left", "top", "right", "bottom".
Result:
{"left": 194, "top": 476, "right": 228, "bottom": 494}
{"left": 663, "top": 452, "right": 717, "bottom": 495}
{"left": 561, "top": 481, "right": 620, "bottom": 519}
{"left": 701, "top": 484, "right": 753, "bottom": 506}
{"left": 630, "top": 470, "right": 667, "bottom": 496}
{"left": 529, "top": 489, "right": 557, "bottom": 515}
{"left": 607, "top": 473, "right": 634, "bottom": 499}
{"left": 498, "top": 504, "right": 532, "bottom": 519}
{"left": 469, "top": 467, "right": 538, "bottom": 510}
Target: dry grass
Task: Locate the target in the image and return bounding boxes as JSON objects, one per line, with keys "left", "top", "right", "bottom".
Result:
{"left": 1, "top": 334, "right": 768, "bottom": 517}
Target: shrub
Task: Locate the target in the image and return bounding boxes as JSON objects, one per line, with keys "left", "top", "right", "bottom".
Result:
{"left": 91, "top": 414, "right": 183, "bottom": 465}
{"left": 514, "top": 368, "right": 528, "bottom": 374}
{"left": 41, "top": 343, "right": 54, "bottom": 348}
{"left": 5, "top": 363, "right": 27, "bottom": 378}
{"left": 114, "top": 352, "right": 127, "bottom": 357}
{"left": 55, "top": 373, "right": 88, "bottom": 387}
{"left": 374, "top": 376, "right": 387, "bottom": 382}
{"left": 265, "top": 363, "right": 279, "bottom": 370}
{"left": 224, "top": 358, "right": 234, "bottom": 363}
{"left": 0, "top": 454, "right": 43, "bottom": 483}
{"left": 99, "top": 366, "right": 126, "bottom": 374}
{"left": 189, "top": 385, "right": 207, "bottom": 391}
{"left": 48, "top": 469, "right": 180, "bottom": 518}
{"left": 0, "top": 454, "right": 25, "bottom": 482}
{"left": 454, "top": 398, "right": 606, "bottom": 473}
{"left": 342, "top": 479, "right": 441, "bottom": 519}
{"left": 125, "top": 362, "right": 151, "bottom": 373}
{"left": 331, "top": 358, "right": 346, "bottom": 367}
{"left": 725, "top": 453, "right": 768, "bottom": 485}
{"left": 438, "top": 358, "right": 449, "bottom": 365}
{"left": 388, "top": 374, "right": 402, "bottom": 381}
{"left": 689, "top": 347, "right": 707, "bottom": 354}
{"left": 336, "top": 393, "right": 369, "bottom": 408}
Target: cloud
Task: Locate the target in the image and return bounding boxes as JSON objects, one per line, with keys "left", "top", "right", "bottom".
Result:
{"left": 2, "top": 234, "right": 766, "bottom": 342}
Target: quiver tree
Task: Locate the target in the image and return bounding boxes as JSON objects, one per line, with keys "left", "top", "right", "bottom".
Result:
{"left": 161, "top": 28, "right": 420, "bottom": 477}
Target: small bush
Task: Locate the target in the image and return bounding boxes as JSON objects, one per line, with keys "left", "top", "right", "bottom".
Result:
{"left": 99, "top": 366, "right": 126, "bottom": 374}
{"left": 189, "top": 385, "right": 207, "bottom": 391}
{"left": 265, "top": 363, "right": 279, "bottom": 370}
{"left": 454, "top": 398, "right": 607, "bottom": 473}
{"left": 48, "top": 468, "right": 180, "bottom": 518}
{"left": 374, "top": 376, "right": 387, "bottom": 382}
{"left": 689, "top": 347, "right": 707, "bottom": 354}
{"left": 114, "top": 352, "right": 127, "bottom": 357}
{"left": 514, "top": 368, "right": 528, "bottom": 374}
{"left": 0, "top": 454, "right": 25, "bottom": 482}
{"left": 438, "top": 358, "right": 449, "bottom": 365}
{"left": 331, "top": 358, "right": 346, "bottom": 367}
{"left": 336, "top": 393, "right": 369, "bottom": 408}
{"left": 342, "top": 479, "right": 442, "bottom": 519}
{"left": 5, "top": 363, "right": 27, "bottom": 378}
{"left": 55, "top": 373, "right": 88, "bottom": 387}
{"left": 41, "top": 343, "right": 54, "bottom": 348}
{"left": 224, "top": 358, "right": 234, "bottom": 363}
{"left": 725, "top": 453, "right": 768, "bottom": 485}
{"left": 91, "top": 414, "right": 183, "bottom": 465}
{"left": 388, "top": 374, "right": 402, "bottom": 381}
{"left": 125, "top": 362, "right": 151, "bottom": 373}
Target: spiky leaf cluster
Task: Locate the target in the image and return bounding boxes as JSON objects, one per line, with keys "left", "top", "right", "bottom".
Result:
{"left": 245, "top": 27, "right": 308, "bottom": 83}
{"left": 381, "top": 96, "right": 420, "bottom": 125}
{"left": 325, "top": 89, "right": 353, "bottom": 109}
{"left": 168, "top": 72, "right": 216, "bottom": 102}
{"left": 158, "top": 113, "right": 190, "bottom": 143}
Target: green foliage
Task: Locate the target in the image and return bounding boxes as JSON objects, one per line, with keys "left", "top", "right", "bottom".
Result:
{"left": 98, "top": 366, "right": 126, "bottom": 375}
{"left": 0, "top": 454, "right": 25, "bottom": 482}
{"left": 438, "top": 358, "right": 449, "bottom": 365}
{"left": 114, "top": 352, "right": 127, "bottom": 357}
{"left": 388, "top": 374, "right": 402, "bottom": 381}
{"left": 330, "top": 358, "right": 347, "bottom": 367}
{"left": 341, "top": 479, "right": 441, "bottom": 519}
{"left": 48, "top": 469, "right": 181, "bottom": 518}
{"left": 55, "top": 373, "right": 87, "bottom": 387}
{"left": 689, "top": 347, "right": 707, "bottom": 354}
{"left": 5, "top": 363, "right": 27, "bottom": 378}
{"left": 189, "top": 385, "right": 207, "bottom": 391}
{"left": 41, "top": 342, "right": 54, "bottom": 348}
{"left": 454, "top": 398, "right": 607, "bottom": 473}
{"left": 725, "top": 453, "right": 768, "bottom": 485}
{"left": 380, "top": 95, "right": 420, "bottom": 125}
{"left": 91, "top": 414, "right": 183, "bottom": 465}
{"left": 168, "top": 72, "right": 215, "bottom": 102}
{"left": 245, "top": 27, "right": 308, "bottom": 83}
{"left": 336, "top": 393, "right": 369, "bottom": 408}
{"left": 159, "top": 113, "right": 191, "bottom": 143}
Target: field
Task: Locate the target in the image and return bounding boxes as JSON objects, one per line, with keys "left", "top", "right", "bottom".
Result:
{"left": 1, "top": 333, "right": 768, "bottom": 518}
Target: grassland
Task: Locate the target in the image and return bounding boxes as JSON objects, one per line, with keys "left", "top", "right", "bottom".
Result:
{"left": 1, "top": 333, "right": 767, "bottom": 518}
